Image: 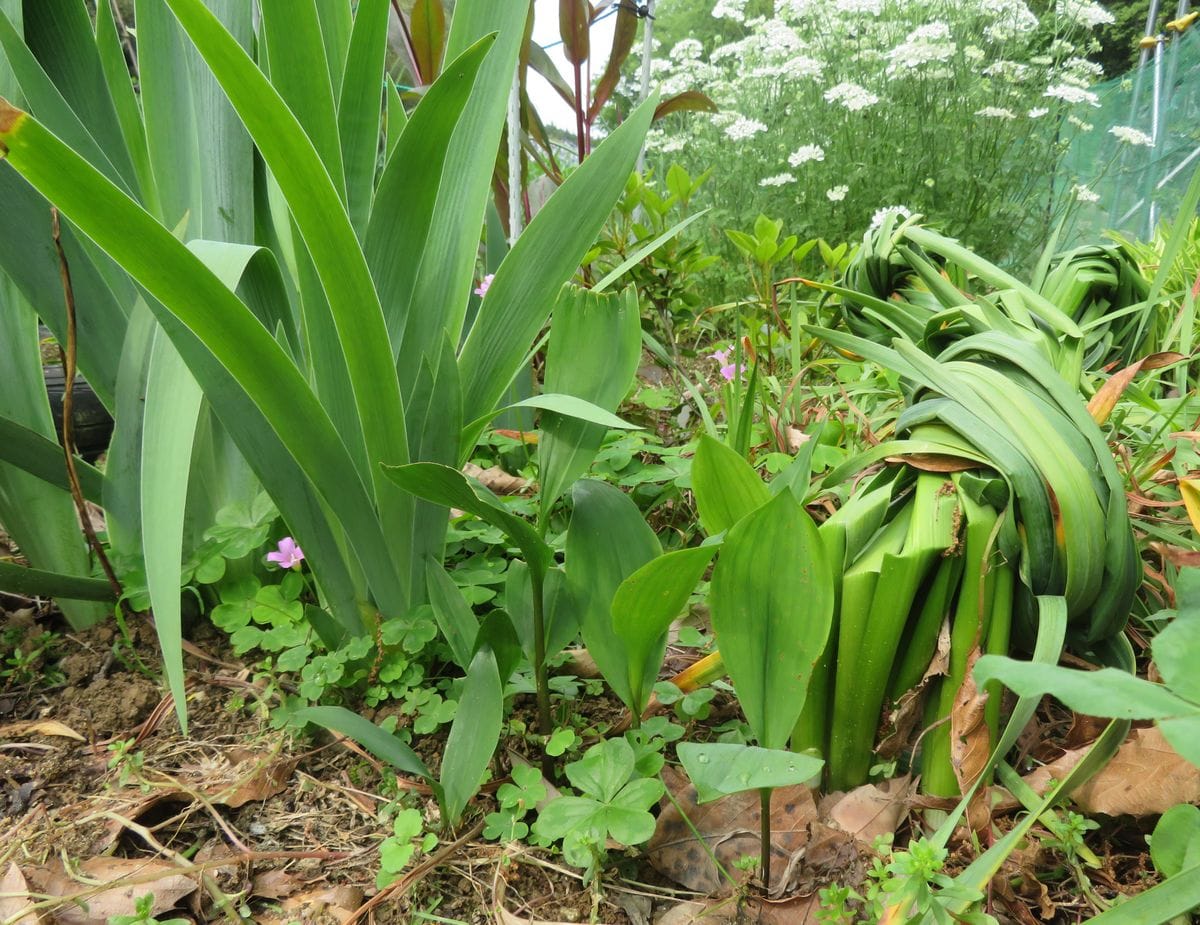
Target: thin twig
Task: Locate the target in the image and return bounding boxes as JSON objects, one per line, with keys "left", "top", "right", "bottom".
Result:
{"left": 344, "top": 818, "right": 486, "bottom": 925}
{"left": 50, "top": 208, "right": 124, "bottom": 604}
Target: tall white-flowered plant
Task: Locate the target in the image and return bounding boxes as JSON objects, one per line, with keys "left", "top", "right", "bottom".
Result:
{"left": 633, "top": 0, "right": 1117, "bottom": 259}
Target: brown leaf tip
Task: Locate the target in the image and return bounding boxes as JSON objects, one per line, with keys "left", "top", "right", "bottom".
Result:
{"left": 0, "top": 96, "right": 25, "bottom": 154}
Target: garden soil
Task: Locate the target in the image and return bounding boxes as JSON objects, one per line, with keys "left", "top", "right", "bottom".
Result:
{"left": 0, "top": 599, "right": 1169, "bottom": 924}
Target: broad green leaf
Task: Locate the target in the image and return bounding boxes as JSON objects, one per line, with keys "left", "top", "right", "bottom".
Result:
{"left": 491, "top": 393, "right": 640, "bottom": 433}
{"left": 0, "top": 285, "right": 104, "bottom": 628}
{"left": 0, "top": 100, "right": 407, "bottom": 617}
{"left": 397, "top": 0, "right": 528, "bottom": 388}
{"left": 1151, "top": 804, "right": 1200, "bottom": 878}
{"left": 611, "top": 546, "right": 717, "bottom": 715}
{"left": 337, "top": 0, "right": 389, "bottom": 239}
{"left": 565, "top": 738, "right": 634, "bottom": 802}
{"left": 565, "top": 480, "right": 660, "bottom": 710}
{"left": 0, "top": 413, "right": 105, "bottom": 500}
{"left": 458, "top": 91, "right": 658, "bottom": 432}
{"left": 441, "top": 646, "right": 502, "bottom": 823}
{"left": 677, "top": 742, "right": 824, "bottom": 803}
{"left": 164, "top": 0, "right": 411, "bottom": 547}
{"left": 709, "top": 491, "right": 834, "bottom": 750}
{"left": 1084, "top": 865, "right": 1200, "bottom": 924}
{"left": 0, "top": 560, "right": 114, "bottom": 602}
{"left": 294, "top": 706, "right": 433, "bottom": 782}
{"left": 259, "top": 0, "right": 346, "bottom": 195}
{"left": 1159, "top": 713, "right": 1200, "bottom": 768}
{"left": 366, "top": 35, "right": 497, "bottom": 356}
{"left": 504, "top": 562, "right": 578, "bottom": 666}
{"left": 692, "top": 434, "right": 770, "bottom": 536}
{"left": 382, "top": 463, "right": 552, "bottom": 576}
{"left": 593, "top": 211, "right": 709, "bottom": 293}
{"left": 538, "top": 285, "right": 642, "bottom": 522}
{"left": 1152, "top": 617, "right": 1200, "bottom": 705}
{"left": 972, "top": 656, "right": 1197, "bottom": 719}
{"left": 427, "top": 559, "right": 479, "bottom": 669}
{"left": 652, "top": 90, "right": 719, "bottom": 121}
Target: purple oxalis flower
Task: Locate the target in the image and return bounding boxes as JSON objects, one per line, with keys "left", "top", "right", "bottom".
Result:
{"left": 267, "top": 536, "right": 305, "bottom": 569}
{"left": 474, "top": 273, "right": 495, "bottom": 298}
{"left": 709, "top": 346, "right": 744, "bottom": 382}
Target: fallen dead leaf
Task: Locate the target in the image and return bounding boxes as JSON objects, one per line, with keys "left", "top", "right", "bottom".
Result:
{"left": 277, "top": 885, "right": 363, "bottom": 924}
{"left": 251, "top": 868, "right": 305, "bottom": 900}
{"left": 786, "top": 426, "right": 811, "bottom": 452}
{"left": 820, "top": 776, "right": 912, "bottom": 845}
{"left": 647, "top": 767, "right": 819, "bottom": 899}
{"left": 27, "top": 857, "right": 196, "bottom": 925}
{"left": 1023, "top": 725, "right": 1200, "bottom": 816}
{"left": 655, "top": 899, "right": 737, "bottom": 924}
{"left": 950, "top": 647, "right": 991, "bottom": 830}
{"left": 463, "top": 462, "right": 531, "bottom": 495}
{"left": 0, "top": 863, "right": 38, "bottom": 925}
{"left": 494, "top": 881, "right": 614, "bottom": 925}
{"left": 0, "top": 720, "right": 85, "bottom": 742}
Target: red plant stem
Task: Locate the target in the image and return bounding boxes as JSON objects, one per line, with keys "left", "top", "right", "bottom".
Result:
{"left": 573, "top": 59, "right": 586, "bottom": 164}
{"left": 51, "top": 208, "right": 124, "bottom": 604}
{"left": 388, "top": 0, "right": 424, "bottom": 84}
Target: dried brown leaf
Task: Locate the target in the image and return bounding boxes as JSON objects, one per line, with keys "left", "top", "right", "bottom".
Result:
{"left": 278, "top": 885, "right": 363, "bottom": 924}
{"left": 1024, "top": 725, "right": 1200, "bottom": 816}
{"left": 647, "top": 767, "right": 818, "bottom": 898}
{"left": 463, "top": 462, "right": 531, "bottom": 495}
{"left": 29, "top": 858, "right": 195, "bottom": 925}
{"left": 820, "top": 776, "right": 911, "bottom": 844}
{"left": 950, "top": 648, "right": 990, "bottom": 794}
{"left": 0, "top": 864, "right": 38, "bottom": 925}
{"left": 0, "top": 720, "right": 85, "bottom": 741}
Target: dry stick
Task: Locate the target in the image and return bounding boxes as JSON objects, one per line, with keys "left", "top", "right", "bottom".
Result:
{"left": 50, "top": 208, "right": 125, "bottom": 605}
{"left": 343, "top": 818, "right": 486, "bottom": 925}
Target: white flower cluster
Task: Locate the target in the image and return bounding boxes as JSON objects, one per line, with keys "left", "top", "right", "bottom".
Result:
{"left": 1028, "top": 107, "right": 1049, "bottom": 118}
{"left": 788, "top": 144, "right": 825, "bottom": 166}
{"left": 669, "top": 39, "right": 703, "bottom": 62}
{"left": 724, "top": 115, "right": 768, "bottom": 140}
{"left": 887, "top": 23, "right": 956, "bottom": 76}
{"left": 1072, "top": 183, "right": 1101, "bottom": 203}
{"left": 779, "top": 55, "right": 823, "bottom": 81}
{"left": 1057, "top": 0, "right": 1115, "bottom": 29}
{"left": 1109, "top": 125, "right": 1154, "bottom": 147}
{"left": 823, "top": 81, "right": 880, "bottom": 111}
{"left": 834, "top": 0, "right": 882, "bottom": 15}
{"left": 826, "top": 185, "right": 850, "bottom": 201}
{"left": 1044, "top": 83, "right": 1100, "bottom": 106}
{"left": 869, "top": 205, "right": 913, "bottom": 229}
{"left": 983, "top": 0, "right": 1039, "bottom": 43}
{"left": 712, "top": 0, "right": 748, "bottom": 22}
{"left": 976, "top": 106, "right": 1017, "bottom": 120}
{"left": 759, "top": 173, "right": 796, "bottom": 187}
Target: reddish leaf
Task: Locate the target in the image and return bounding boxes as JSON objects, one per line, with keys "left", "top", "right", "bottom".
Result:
{"left": 588, "top": 4, "right": 638, "bottom": 121}
{"left": 559, "top": 0, "right": 590, "bottom": 66}
{"left": 410, "top": 0, "right": 446, "bottom": 85}
{"left": 653, "top": 90, "right": 719, "bottom": 122}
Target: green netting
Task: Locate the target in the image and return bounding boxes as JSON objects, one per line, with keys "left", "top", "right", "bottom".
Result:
{"left": 1058, "top": 24, "right": 1200, "bottom": 246}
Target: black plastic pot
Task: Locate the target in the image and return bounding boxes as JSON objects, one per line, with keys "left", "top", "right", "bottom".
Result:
{"left": 43, "top": 365, "right": 113, "bottom": 462}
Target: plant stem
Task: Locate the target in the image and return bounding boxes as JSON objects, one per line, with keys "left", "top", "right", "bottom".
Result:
{"left": 529, "top": 564, "right": 554, "bottom": 777}
{"left": 50, "top": 208, "right": 124, "bottom": 606}
{"left": 759, "top": 787, "right": 772, "bottom": 892}
{"left": 572, "top": 60, "right": 586, "bottom": 164}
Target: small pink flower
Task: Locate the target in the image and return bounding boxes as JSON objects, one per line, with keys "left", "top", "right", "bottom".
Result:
{"left": 267, "top": 536, "right": 304, "bottom": 569}
{"left": 709, "top": 346, "right": 744, "bottom": 382}
{"left": 474, "top": 273, "right": 495, "bottom": 298}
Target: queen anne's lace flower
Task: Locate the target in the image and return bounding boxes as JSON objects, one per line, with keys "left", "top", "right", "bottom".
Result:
{"left": 1044, "top": 83, "right": 1100, "bottom": 106}
{"left": 834, "top": 0, "right": 881, "bottom": 14}
{"left": 713, "top": 0, "right": 748, "bottom": 21}
{"left": 1109, "top": 125, "right": 1154, "bottom": 146}
{"left": 826, "top": 185, "right": 849, "bottom": 201}
{"left": 724, "top": 115, "right": 768, "bottom": 140}
{"left": 759, "top": 173, "right": 796, "bottom": 187}
{"left": 1028, "top": 107, "right": 1050, "bottom": 118}
{"left": 976, "top": 106, "right": 1017, "bottom": 119}
{"left": 1072, "top": 183, "right": 1100, "bottom": 203}
{"left": 983, "top": 0, "right": 1039, "bottom": 42}
{"left": 1057, "top": 0, "right": 1114, "bottom": 28}
{"left": 779, "top": 55, "right": 824, "bottom": 80}
{"left": 788, "top": 144, "right": 825, "bottom": 166}
{"left": 823, "top": 81, "right": 879, "bottom": 111}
